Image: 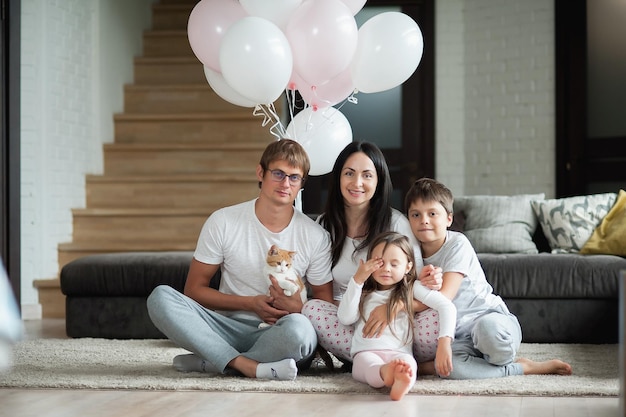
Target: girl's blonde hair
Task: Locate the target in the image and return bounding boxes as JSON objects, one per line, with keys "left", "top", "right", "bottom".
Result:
{"left": 360, "top": 231, "right": 417, "bottom": 344}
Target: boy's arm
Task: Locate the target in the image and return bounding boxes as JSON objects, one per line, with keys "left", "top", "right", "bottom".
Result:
{"left": 413, "top": 282, "right": 457, "bottom": 339}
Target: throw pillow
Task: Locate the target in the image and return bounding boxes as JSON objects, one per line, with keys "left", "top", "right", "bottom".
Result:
{"left": 580, "top": 189, "right": 626, "bottom": 256}
{"left": 453, "top": 193, "right": 544, "bottom": 254}
{"left": 530, "top": 192, "right": 617, "bottom": 253}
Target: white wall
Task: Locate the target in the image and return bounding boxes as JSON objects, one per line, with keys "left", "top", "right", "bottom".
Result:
{"left": 436, "top": 0, "right": 555, "bottom": 197}
{"left": 20, "top": 0, "right": 155, "bottom": 315}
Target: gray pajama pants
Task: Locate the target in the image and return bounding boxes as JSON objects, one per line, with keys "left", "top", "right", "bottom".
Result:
{"left": 147, "top": 285, "right": 317, "bottom": 373}
{"left": 447, "top": 312, "right": 524, "bottom": 379}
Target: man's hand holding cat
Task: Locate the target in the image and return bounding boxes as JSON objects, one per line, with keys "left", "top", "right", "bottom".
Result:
{"left": 252, "top": 294, "right": 288, "bottom": 325}
{"left": 268, "top": 275, "right": 304, "bottom": 313}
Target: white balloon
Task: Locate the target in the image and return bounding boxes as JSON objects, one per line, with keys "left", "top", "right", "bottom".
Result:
{"left": 220, "top": 17, "right": 293, "bottom": 104}
{"left": 340, "top": 0, "right": 366, "bottom": 15}
{"left": 239, "top": 0, "right": 303, "bottom": 29}
{"left": 285, "top": 107, "right": 353, "bottom": 176}
{"left": 351, "top": 12, "right": 424, "bottom": 94}
{"left": 203, "top": 66, "right": 258, "bottom": 108}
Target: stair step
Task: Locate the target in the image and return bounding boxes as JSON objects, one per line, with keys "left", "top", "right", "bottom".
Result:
{"left": 103, "top": 142, "right": 269, "bottom": 175}
{"left": 152, "top": 4, "right": 194, "bottom": 31}
{"left": 85, "top": 173, "right": 259, "bottom": 208}
{"left": 143, "top": 30, "right": 194, "bottom": 58}
{"left": 134, "top": 57, "right": 204, "bottom": 85}
{"left": 70, "top": 208, "right": 210, "bottom": 243}
{"left": 57, "top": 242, "right": 196, "bottom": 270}
{"left": 113, "top": 112, "right": 271, "bottom": 144}
{"left": 123, "top": 84, "right": 250, "bottom": 114}
{"left": 33, "top": 279, "right": 64, "bottom": 318}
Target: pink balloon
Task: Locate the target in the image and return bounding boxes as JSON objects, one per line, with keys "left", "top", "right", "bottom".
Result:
{"left": 286, "top": 0, "right": 358, "bottom": 86}
{"left": 240, "top": 0, "right": 303, "bottom": 29}
{"left": 298, "top": 67, "right": 355, "bottom": 111}
{"left": 187, "top": 0, "right": 248, "bottom": 71}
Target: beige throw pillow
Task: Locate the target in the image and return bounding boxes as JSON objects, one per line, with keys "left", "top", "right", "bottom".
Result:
{"left": 453, "top": 194, "right": 544, "bottom": 254}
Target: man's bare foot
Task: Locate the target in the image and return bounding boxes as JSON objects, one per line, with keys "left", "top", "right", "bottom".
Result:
{"left": 417, "top": 360, "right": 436, "bottom": 376}
{"left": 389, "top": 361, "right": 414, "bottom": 401}
{"left": 516, "top": 357, "right": 572, "bottom": 375}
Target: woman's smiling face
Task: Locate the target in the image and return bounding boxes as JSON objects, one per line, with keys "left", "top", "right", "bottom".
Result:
{"left": 340, "top": 152, "right": 378, "bottom": 209}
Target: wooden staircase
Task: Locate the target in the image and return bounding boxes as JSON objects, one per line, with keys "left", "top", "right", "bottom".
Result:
{"left": 35, "top": 0, "right": 278, "bottom": 317}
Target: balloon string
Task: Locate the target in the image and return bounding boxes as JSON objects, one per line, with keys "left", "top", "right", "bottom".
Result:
{"left": 285, "top": 89, "right": 297, "bottom": 123}
{"left": 253, "top": 103, "right": 287, "bottom": 140}
{"left": 334, "top": 89, "right": 359, "bottom": 113}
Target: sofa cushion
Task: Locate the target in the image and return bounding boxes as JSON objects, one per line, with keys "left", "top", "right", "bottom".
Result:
{"left": 530, "top": 192, "right": 617, "bottom": 253}
{"left": 581, "top": 189, "right": 626, "bottom": 256}
{"left": 478, "top": 253, "right": 625, "bottom": 299}
{"left": 453, "top": 194, "right": 544, "bottom": 254}
{"left": 61, "top": 252, "right": 194, "bottom": 297}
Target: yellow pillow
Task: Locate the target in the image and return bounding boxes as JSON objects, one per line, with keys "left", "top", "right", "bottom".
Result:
{"left": 581, "top": 189, "right": 626, "bottom": 256}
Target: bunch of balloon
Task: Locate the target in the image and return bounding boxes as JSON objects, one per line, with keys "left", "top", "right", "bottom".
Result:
{"left": 187, "top": 0, "right": 424, "bottom": 176}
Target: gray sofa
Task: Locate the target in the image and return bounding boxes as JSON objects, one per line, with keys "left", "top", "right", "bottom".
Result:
{"left": 476, "top": 228, "right": 624, "bottom": 344}
{"left": 60, "top": 229, "right": 626, "bottom": 343}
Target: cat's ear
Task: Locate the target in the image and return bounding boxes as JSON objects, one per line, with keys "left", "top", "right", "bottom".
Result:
{"left": 269, "top": 245, "right": 279, "bottom": 255}
{"left": 289, "top": 251, "right": 297, "bottom": 258}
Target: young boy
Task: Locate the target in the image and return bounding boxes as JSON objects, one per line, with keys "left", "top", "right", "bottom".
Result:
{"left": 405, "top": 178, "right": 572, "bottom": 379}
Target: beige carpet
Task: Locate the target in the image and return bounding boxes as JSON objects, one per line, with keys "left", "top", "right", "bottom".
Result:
{"left": 0, "top": 338, "right": 619, "bottom": 396}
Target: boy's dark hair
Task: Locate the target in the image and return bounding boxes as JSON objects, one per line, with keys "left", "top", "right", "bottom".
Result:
{"left": 404, "top": 177, "right": 454, "bottom": 215}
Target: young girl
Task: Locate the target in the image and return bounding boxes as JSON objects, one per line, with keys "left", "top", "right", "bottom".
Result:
{"left": 337, "top": 232, "right": 456, "bottom": 400}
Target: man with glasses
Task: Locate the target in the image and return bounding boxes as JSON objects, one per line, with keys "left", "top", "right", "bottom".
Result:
{"left": 147, "top": 139, "right": 333, "bottom": 381}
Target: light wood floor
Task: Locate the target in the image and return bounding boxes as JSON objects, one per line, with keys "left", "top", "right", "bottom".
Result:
{"left": 0, "top": 319, "right": 621, "bottom": 417}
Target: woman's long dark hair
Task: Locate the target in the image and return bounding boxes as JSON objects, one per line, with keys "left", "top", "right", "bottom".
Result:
{"left": 319, "top": 141, "right": 393, "bottom": 268}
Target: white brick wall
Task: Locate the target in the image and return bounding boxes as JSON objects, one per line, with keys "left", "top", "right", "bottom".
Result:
{"left": 20, "top": 0, "right": 155, "bottom": 311}
{"left": 437, "top": 0, "right": 555, "bottom": 197}
{"left": 20, "top": 0, "right": 98, "bottom": 309}
{"left": 435, "top": 0, "right": 465, "bottom": 197}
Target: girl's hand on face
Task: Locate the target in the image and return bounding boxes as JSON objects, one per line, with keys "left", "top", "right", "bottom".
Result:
{"left": 353, "top": 257, "right": 384, "bottom": 285}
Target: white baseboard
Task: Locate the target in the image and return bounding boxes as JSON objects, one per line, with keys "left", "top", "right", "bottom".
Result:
{"left": 21, "top": 303, "right": 42, "bottom": 320}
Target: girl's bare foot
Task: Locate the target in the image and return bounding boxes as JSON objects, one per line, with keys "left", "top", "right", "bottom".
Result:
{"left": 380, "top": 359, "right": 401, "bottom": 387}
{"left": 389, "top": 361, "right": 414, "bottom": 401}
{"left": 516, "top": 357, "right": 572, "bottom": 375}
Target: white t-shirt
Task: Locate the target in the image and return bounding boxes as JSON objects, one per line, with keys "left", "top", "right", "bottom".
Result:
{"left": 325, "top": 209, "right": 422, "bottom": 301}
{"left": 194, "top": 199, "right": 333, "bottom": 321}
{"left": 422, "top": 230, "right": 510, "bottom": 337}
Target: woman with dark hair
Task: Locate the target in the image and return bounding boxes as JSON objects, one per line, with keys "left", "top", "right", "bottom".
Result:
{"left": 302, "top": 141, "right": 441, "bottom": 363}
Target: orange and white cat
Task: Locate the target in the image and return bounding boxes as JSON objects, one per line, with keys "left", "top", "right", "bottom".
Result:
{"left": 263, "top": 245, "right": 307, "bottom": 304}
{"left": 258, "top": 245, "right": 306, "bottom": 329}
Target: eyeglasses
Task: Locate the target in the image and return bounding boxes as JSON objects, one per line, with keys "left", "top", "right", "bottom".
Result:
{"left": 268, "top": 169, "right": 304, "bottom": 186}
